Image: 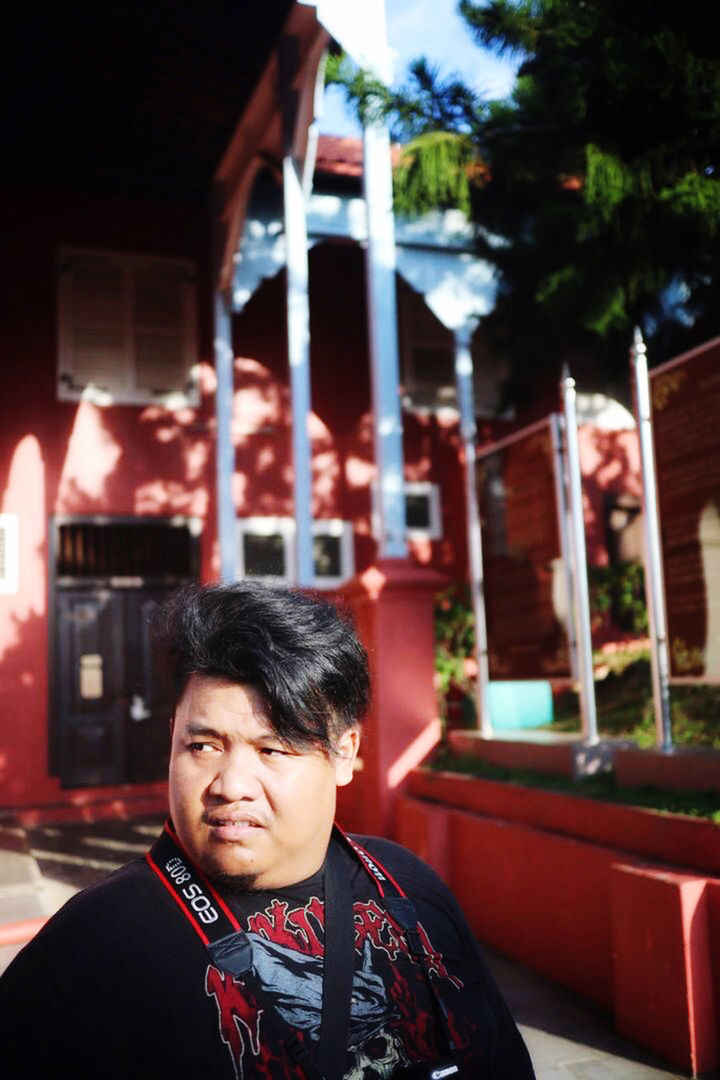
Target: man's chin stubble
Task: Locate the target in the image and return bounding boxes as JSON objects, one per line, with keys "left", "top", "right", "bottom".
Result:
{"left": 207, "top": 869, "right": 260, "bottom": 895}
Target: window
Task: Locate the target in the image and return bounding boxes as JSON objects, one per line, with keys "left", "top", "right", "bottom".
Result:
{"left": 371, "top": 482, "right": 443, "bottom": 542}
{"left": 236, "top": 518, "right": 354, "bottom": 587}
{"left": 54, "top": 517, "right": 200, "bottom": 584}
{"left": 398, "top": 283, "right": 455, "bottom": 409}
{"left": 311, "top": 520, "right": 355, "bottom": 587}
{"left": 0, "top": 514, "right": 19, "bottom": 594}
{"left": 57, "top": 248, "right": 199, "bottom": 408}
{"left": 404, "top": 483, "right": 442, "bottom": 540}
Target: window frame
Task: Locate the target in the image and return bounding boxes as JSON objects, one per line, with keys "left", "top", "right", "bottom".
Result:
{"left": 404, "top": 482, "right": 443, "bottom": 541}
{"left": 57, "top": 246, "right": 199, "bottom": 409}
{"left": 370, "top": 481, "right": 443, "bottom": 542}
{"left": 235, "top": 517, "right": 355, "bottom": 588}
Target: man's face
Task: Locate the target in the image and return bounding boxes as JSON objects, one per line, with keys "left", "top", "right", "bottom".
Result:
{"left": 168, "top": 675, "right": 359, "bottom": 889}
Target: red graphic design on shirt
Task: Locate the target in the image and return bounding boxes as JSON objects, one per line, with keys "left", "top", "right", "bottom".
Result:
{"left": 247, "top": 896, "right": 325, "bottom": 955}
{"left": 205, "top": 967, "right": 263, "bottom": 1079}
{"left": 206, "top": 895, "right": 465, "bottom": 1079}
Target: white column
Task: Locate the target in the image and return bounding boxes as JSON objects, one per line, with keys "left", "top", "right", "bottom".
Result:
{"left": 363, "top": 119, "right": 407, "bottom": 558}
{"left": 632, "top": 329, "right": 672, "bottom": 750}
{"left": 454, "top": 324, "right": 491, "bottom": 736}
{"left": 214, "top": 292, "right": 236, "bottom": 582}
{"left": 283, "top": 152, "right": 314, "bottom": 585}
{"left": 562, "top": 374, "right": 599, "bottom": 744}
{"left": 550, "top": 413, "right": 579, "bottom": 680}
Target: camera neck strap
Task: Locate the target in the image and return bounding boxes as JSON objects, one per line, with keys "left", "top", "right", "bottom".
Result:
{"left": 147, "top": 821, "right": 326, "bottom": 1079}
{"left": 336, "top": 830, "right": 459, "bottom": 1067}
{"left": 147, "top": 821, "right": 457, "bottom": 1079}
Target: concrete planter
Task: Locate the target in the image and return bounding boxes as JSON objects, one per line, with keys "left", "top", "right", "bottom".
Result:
{"left": 396, "top": 768, "right": 720, "bottom": 1077}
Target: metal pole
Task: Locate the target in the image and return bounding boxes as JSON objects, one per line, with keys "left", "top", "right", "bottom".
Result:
{"left": 362, "top": 118, "right": 407, "bottom": 559}
{"left": 453, "top": 325, "right": 491, "bottom": 737}
{"left": 214, "top": 291, "right": 236, "bottom": 582}
{"left": 550, "top": 414, "right": 579, "bottom": 681}
{"left": 561, "top": 373, "right": 599, "bottom": 744}
{"left": 283, "top": 152, "right": 314, "bottom": 585}
{"left": 631, "top": 328, "right": 673, "bottom": 750}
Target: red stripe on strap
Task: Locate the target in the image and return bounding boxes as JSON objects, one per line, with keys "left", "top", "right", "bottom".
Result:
{"left": 162, "top": 820, "right": 241, "bottom": 930}
{"left": 145, "top": 850, "right": 211, "bottom": 946}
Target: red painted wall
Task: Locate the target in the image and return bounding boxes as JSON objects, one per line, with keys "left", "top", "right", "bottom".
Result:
{"left": 0, "top": 187, "right": 215, "bottom": 810}
{"left": 578, "top": 424, "right": 641, "bottom": 565}
{"left": 395, "top": 775, "right": 720, "bottom": 1074}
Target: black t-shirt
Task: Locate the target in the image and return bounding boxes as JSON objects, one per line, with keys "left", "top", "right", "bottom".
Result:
{"left": 0, "top": 833, "right": 534, "bottom": 1079}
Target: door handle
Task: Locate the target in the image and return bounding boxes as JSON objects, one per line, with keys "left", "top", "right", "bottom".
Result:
{"left": 130, "top": 694, "right": 152, "bottom": 721}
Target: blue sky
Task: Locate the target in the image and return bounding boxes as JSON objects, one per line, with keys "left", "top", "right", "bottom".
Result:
{"left": 320, "top": 0, "right": 521, "bottom": 136}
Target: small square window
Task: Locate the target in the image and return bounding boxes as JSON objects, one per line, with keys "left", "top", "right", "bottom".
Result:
{"left": 404, "top": 484, "right": 441, "bottom": 540}
{"left": 243, "top": 533, "right": 287, "bottom": 578}
{"left": 313, "top": 534, "right": 342, "bottom": 579}
{"left": 236, "top": 518, "right": 294, "bottom": 583}
{"left": 371, "top": 483, "right": 442, "bottom": 541}
{"left": 236, "top": 518, "right": 354, "bottom": 587}
{"left": 405, "top": 494, "right": 432, "bottom": 531}
{"left": 312, "top": 520, "right": 354, "bottom": 588}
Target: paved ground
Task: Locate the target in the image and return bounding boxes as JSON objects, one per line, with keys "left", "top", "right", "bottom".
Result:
{"left": 0, "top": 815, "right": 705, "bottom": 1079}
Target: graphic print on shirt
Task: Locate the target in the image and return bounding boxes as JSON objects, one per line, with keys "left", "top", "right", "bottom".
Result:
{"left": 205, "top": 895, "right": 470, "bottom": 1079}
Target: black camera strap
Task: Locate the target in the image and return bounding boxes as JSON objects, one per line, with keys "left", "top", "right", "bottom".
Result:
{"left": 147, "top": 821, "right": 325, "bottom": 1079}
{"left": 147, "top": 821, "right": 458, "bottom": 1079}
{"left": 337, "top": 830, "right": 460, "bottom": 1069}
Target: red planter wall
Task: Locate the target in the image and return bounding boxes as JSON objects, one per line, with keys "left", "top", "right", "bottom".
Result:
{"left": 395, "top": 769, "right": 720, "bottom": 1076}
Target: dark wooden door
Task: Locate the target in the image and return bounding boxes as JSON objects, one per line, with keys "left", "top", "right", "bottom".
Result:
{"left": 57, "top": 590, "right": 125, "bottom": 787}
{"left": 56, "top": 588, "right": 175, "bottom": 787}
{"left": 124, "top": 589, "right": 175, "bottom": 783}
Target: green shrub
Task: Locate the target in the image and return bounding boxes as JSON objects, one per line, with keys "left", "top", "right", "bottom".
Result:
{"left": 434, "top": 585, "right": 475, "bottom": 697}
{"left": 588, "top": 562, "right": 648, "bottom": 635}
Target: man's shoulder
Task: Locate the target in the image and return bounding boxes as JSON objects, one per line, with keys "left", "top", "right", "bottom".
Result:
{"left": 26, "top": 858, "right": 156, "bottom": 950}
{"left": 347, "top": 833, "right": 451, "bottom": 901}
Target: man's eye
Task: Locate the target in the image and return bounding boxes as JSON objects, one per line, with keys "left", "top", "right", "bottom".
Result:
{"left": 260, "top": 746, "right": 287, "bottom": 757}
{"left": 188, "top": 742, "right": 216, "bottom": 753}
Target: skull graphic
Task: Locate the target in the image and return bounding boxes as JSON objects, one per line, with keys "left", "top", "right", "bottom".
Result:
{"left": 345, "top": 1027, "right": 410, "bottom": 1079}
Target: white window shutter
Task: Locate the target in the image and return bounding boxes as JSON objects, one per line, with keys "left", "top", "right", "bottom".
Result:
{"left": 58, "top": 252, "right": 128, "bottom": 396}
{"left": 132, "top": 261, "right": 194, "bottom": 395}
{"left": 57, "top": 249, "right": 198, "bottom": 406}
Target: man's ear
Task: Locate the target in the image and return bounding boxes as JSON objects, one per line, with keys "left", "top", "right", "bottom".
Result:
{"left": 333, "top": 726, "right": 361, "bottom": 787}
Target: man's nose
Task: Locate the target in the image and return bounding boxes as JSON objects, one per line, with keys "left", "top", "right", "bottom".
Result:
{"left": 207, "top": 748, "right": 262, "bottom": 802}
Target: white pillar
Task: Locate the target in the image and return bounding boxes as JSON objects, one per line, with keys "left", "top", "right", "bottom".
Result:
{"left": 550, "top": 413, "right": 579, "bottom": 680}
{"left": 632, "top": 329, "right": 672, "bottom": 750}
{"left": 562, "top": 374, "right": 599, "bottom": 744}
{"left": 363, "top": 119, "right": 407, "bottom": 559}
{"left": 454, "top": 324, "right": 491, "bottom": 736}
{"left": 283, "top": 152, "right": 314, "bottom": 585}
{"left": 214, "top": 292, "right": 236, "bottom": 582}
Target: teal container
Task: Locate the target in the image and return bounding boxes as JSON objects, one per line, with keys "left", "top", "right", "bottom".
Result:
{"left": 487, "top": 680, "right": 554, "bottom": 731}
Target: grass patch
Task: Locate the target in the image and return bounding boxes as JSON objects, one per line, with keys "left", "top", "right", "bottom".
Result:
{"left": 551, "top": 648, "right": 720, "bottom": 749}
{"left": 429, "top": 747, "right": 720, "bottom": 823}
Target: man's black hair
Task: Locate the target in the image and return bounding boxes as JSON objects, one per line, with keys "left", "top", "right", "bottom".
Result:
{"left": 154, "top": 581, "right": 370, "bottom": 751}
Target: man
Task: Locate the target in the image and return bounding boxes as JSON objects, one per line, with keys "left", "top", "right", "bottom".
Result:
{"left": 0, "top": 582, "right": 534, "bottom": 1079}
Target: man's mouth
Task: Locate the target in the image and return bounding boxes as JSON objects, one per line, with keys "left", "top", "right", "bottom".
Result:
{"left": 204, "top": 814, "right": 265, "bottom": 841}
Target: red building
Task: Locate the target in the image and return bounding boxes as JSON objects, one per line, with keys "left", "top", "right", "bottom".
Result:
{"left": 0, "top": 3, "right": 641, "bottom": 816}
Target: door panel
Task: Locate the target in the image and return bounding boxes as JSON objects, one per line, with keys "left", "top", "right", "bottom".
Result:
{"left": 57, "top": 591, "right": 125, "bottom": 787}
{"left": 125, "top": 590, "right": 175, "bottom": 783}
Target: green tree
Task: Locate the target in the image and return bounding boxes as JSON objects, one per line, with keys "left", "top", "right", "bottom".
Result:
{"left": 330, "top": 1, "right": 720, "bottom": 407}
